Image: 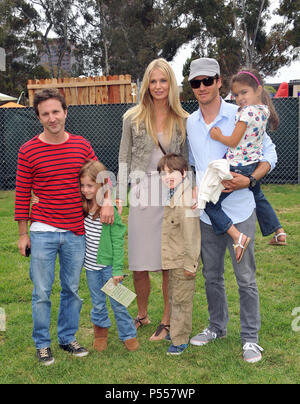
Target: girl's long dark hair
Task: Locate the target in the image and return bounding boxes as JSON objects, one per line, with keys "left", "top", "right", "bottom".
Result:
{"left": 231, "top": 68, "right": 279, "bottom": 131}
{"left": 79, "top": 160, "right": 107, "bottom": 220}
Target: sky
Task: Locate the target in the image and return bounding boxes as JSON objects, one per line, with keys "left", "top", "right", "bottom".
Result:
{"left": 170, "top": 0, "right": 300, "bottom": 86}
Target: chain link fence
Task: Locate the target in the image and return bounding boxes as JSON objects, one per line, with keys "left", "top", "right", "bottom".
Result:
{"left": 0, "top": 98, "right": 299, "bottom": 190}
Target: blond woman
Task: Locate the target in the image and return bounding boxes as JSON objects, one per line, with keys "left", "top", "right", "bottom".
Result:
{"left": 117, "top": 58, "right": 190, "bottom": 341}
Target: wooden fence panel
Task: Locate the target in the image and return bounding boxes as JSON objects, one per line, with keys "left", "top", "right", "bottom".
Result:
{"left": 27, "top": 75, "right": 137, "bottom": 106}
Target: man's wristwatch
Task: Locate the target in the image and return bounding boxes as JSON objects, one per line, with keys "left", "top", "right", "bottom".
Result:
{"left": 248, "top": 175, "right": 257, "bottom": 189}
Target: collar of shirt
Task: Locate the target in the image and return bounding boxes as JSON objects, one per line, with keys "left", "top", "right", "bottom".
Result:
{"left": 187, "top": 98, "right": 237, "bottom": 173}
{"left": 166, "top": 177, "right": 185, "bottom": 203}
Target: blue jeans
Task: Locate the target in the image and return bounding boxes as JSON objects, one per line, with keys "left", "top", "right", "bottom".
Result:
{"left": 86, "top": 266, "right": 136, "bottom": 341}
{"left": 205, "top": 162, "right": 281, "bottom": 236}
{"left": 30, "top": 231, "right": 85, "bottom": 349}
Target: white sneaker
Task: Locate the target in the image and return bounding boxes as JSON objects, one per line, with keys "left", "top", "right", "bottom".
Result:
{"left": 243, "top": 342, "right": 264, "bottom": 363}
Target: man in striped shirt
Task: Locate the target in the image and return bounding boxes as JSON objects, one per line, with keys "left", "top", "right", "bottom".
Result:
{"left": 15, "top": 89, "right": 113, "bottom": 365}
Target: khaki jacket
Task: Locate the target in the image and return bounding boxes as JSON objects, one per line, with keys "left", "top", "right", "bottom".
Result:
{"left": 161, "top": 179, "right": 201, "bottom": 273}
{"left": 117, "top": 114, "right": 190, "bottom": 200}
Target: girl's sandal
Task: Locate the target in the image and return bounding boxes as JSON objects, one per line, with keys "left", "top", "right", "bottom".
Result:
{"left": 269, "top": 232, "right": 287, "bottom": 246}
{"left": 134, "top": 315, "right": 151, "bottom": 329}
{"left": 149, "top": 323, "right": 170, "bottom": 341}
{"left": 233, "top": 233, "right": 251, "bottom": 264}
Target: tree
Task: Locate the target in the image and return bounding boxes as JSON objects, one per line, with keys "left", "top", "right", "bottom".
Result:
{"left": 0, "top": 0, "right": 50, "bottom": 98}
{"left": 2, "top": 0, "right": 297, "bottom": 96}
{"left": 230, "top": 0, "right": 293, "bottom": 76}
{"left": 76, "top": 0, "right": 199, "bottom": 80}
{"left": 232, "top": 0, "right": 268, "bottom": 68}
{"left": 22, "top": 0, "right": 81, "bottom": 78}
{"left": 176, "top": 0, "right": 295, "bottom": 98}
{"left": 76, "top": 0, "right": 161, "bottom": 79}
{"left": 276, "top": 0, "right": 300, "bottom": 57}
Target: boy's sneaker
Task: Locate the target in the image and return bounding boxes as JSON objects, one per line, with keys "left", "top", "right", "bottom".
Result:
{"left": 36, "top": 347, "right": 55, "bottom": 366}
{"left": 243, "top": 342, "right": 264, "bottom": 363}
{"left": 59, "top": 340, "right": 89, "bottom": 357}
{"left": 167, "top": 343, "right": 188, "bottom": 355}
{"left": 190, "top": 328, "right": 226, "bottom": 346}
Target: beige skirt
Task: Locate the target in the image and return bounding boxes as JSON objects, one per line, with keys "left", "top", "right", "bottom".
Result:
{"left": 128, "top": 170, "right": 167, "bottom": 271}
{"left": 128, "top": 136, "right": 170, "bottom": 271}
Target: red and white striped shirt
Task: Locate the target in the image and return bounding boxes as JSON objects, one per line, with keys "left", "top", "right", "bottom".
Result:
{"left": 15, "top": 132, "right": 97, "bottom": 235}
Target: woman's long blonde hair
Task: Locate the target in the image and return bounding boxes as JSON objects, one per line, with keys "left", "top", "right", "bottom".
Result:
{"left": 124, "top": 58, "right": 189, "bottom": 144}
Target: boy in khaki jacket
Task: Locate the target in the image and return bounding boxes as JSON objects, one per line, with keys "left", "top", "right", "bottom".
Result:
{"left": 158, "top": 154, "right": 201, "bottom": 355}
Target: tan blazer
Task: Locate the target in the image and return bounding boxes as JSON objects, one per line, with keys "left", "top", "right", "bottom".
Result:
{"left": 161, "top": 179, "right": 201, "bottom": 273}
{"left": 116, "top": 114, "right": 190, "bottom": 200}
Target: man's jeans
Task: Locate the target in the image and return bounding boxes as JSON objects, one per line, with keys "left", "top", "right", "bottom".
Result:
{"left": 86, "top": 266, "right": 136, "bottom": 341}
{"left": 205, "top": 162, "right": 281, "bottom": 236}
{"left": 200, "top": 211, "right": 260, "bottom": 344}
{"left": 30, "top": 231, "right": 85, "bottom": 349}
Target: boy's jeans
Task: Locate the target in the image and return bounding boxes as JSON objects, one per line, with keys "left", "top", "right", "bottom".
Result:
{"left": 30, "top": 231, "right": 85, "bottom": 349}
{"left": 205, "top": 162, "right": 281, "bottom": 236}
{"left": 86, "top": 266, "right": 136, "bottom": 341}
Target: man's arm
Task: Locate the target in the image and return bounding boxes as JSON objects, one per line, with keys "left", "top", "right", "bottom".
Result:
{"left": 251, "top": 161, "right": 271, "bottom": 182}
{"left": 260, "top": 132, "right": 277, "bottom": 172}
{"left": 15, "top": 149, "right": 33, "bottom": 255}
{"left": 222, "top": 133, "right": 276, "bottom": 192}
{"left": 18, "top": 220, "right": 30, "bottom": 257}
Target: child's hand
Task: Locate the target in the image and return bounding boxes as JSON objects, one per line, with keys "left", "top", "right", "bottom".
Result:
{"left": 192, "top": 186, "right": 198, "bottom": 210}
{"left": 184, "top": 270, "right": 196, "bottom": 278}
{"left": 210, "top": 127, "right": 222, "bottom": 141}
{"left": 31, "top": 194, "right": 39, "bottom": 205}
{"left": 113, "top": 276, "right": 124, "bottom": 286}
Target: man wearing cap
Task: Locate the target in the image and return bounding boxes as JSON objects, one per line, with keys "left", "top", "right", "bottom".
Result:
{"left": 186, "top": 58, "right": 277, "bottom": 363}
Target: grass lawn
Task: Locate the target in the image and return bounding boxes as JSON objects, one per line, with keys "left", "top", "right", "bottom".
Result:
{"left": 0, "top": 185, "right": 299, "bottom": 384}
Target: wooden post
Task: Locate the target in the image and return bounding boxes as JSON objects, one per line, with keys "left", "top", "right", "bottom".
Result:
{"left": 64, "top": 77, "right": 72, "bottom": 105}
{"left": 125, "top": 74, "right": 132, "bottom": 103}
{"left": 119, "top": 74, "right": 126, "bottom": 103}
{"left": 101, "top": 76, "right": 109, "bottom": 104}
{"left": 70, "top": 77, "right": 78, "bottom": 105}
{"left": 28, "top": 80, "right": 35, "bottom": 107}
{"left": 89, "top": 77, "right": 96, "bottom": 105}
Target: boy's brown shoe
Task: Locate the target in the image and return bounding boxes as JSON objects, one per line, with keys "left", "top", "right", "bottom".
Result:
{"left": 93, "top": 325, "right": 108, "bottom": 351}
{"left": 124, "top": 337, "right": 139, "bottom": 351}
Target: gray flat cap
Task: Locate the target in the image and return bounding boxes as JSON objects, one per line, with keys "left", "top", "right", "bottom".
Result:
{"left": 188, "top": 58, "right": 220, "bottom": 81}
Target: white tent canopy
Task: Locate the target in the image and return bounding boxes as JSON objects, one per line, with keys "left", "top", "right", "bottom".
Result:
{"left": 0, "top": 92, "right": 17, "bottom": 102}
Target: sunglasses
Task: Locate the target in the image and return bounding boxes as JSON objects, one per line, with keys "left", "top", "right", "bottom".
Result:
{"left": 190, "top": 75, "right": 218, "bottom": 89}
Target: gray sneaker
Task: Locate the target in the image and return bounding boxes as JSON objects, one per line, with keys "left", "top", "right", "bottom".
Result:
{"left": 36, "top": 347, "right": 55, "bottom": 366}
{"left": 243, "top": 342, "right": 264, "bottom": 363}
{"left": 190, "top": 328, "right": 226, "bottom": 346}
{"left": 59, "top": 340, "right": 89, "bottom": 357}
